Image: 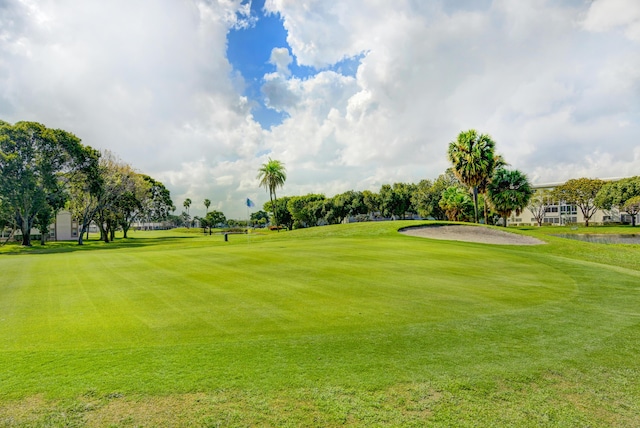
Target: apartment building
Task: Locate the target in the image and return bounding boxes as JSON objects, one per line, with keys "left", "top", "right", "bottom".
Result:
{"left": 1, "top": 210, "right": 80, "bottom": 242}
{"left": 507, "top": 182, "right": 636, "bottom": 227}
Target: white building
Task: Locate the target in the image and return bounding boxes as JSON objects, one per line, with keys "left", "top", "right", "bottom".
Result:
{"left": 507, "top": 181, "right": 638, "bottom": 227}
{"left": 1, "top": 210, "right": 80, "bottom": 242}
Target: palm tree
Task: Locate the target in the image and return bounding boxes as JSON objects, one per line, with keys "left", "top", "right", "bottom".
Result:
{"left": 183, "top": 198, "right": 191, "bottom": 228}
{"left": 204, "top": 198, "right": 211, "bottom": 214}
{"left": 257, "top": 158, "right": 286, "bottom": 229}
{"left": 477, "top": 154, "right": 507, "bottom": 224}
{"left": 487, "top": 168, "right": 533, "bottom": 227}
{"left": 447, "top": 129, "right": 496, "bottom": 223}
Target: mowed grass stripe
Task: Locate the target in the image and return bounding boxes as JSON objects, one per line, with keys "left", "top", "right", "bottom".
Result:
{"left": 1, "top": 225, "right": 576, "bottom": 353}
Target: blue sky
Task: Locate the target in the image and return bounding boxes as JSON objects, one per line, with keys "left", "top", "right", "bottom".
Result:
{"left": 227, "top": 0, "right": 361, "bottom": 129}
{"left": 226, "top": 0, "right": 293, "bottom": 128}
{"left": 1, "top": 0, "right": 639, "bottom": 218}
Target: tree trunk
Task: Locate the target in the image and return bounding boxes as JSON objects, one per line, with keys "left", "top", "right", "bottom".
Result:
{"left": 483, "top": 193, "right": 488, "bottom": 224}
{"left": 20, "top": 216, "right": 32, "bottom": 246}
{"left": 472, "top": 187, "right": 479, "bottom": 224}
{"left": 78, "top": 225, "right": 86, "bottom": 245}
{"left": 273, "top": 189, "right": 280, "bottom": 232}
{"left": 98, "top": 220, "right": 109, "bottom": 243}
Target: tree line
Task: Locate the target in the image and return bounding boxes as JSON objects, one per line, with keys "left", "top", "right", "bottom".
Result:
{"left": 0, "top": 120, "right": 174, "bottom": 246}
{"left": 257, "top": 130, "right": 640, "bottom": 230}
{"left": 257, "top": 130, "right": 535, "bottom": 230}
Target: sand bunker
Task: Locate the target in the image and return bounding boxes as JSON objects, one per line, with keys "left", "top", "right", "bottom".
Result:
{"left": 400, "top": 225, "right": 545, "bottom": 246}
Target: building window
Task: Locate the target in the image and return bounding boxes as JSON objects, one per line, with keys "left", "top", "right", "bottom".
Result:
{"left": 560, "top": 204, "right": 577, "bottom": 215}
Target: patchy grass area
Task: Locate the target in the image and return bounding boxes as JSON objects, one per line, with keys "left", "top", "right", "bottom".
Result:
{"left": 0, "top": 221, "right": 639, "bottom": 426}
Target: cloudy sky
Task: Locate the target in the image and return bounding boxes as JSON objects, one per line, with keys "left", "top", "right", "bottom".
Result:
{"left": 1, "top": 0, "right": 639, "bottom": 218}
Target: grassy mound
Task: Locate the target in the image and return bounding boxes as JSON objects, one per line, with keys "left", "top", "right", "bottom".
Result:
{"left": 1, "top": 221, "right": 639, "bottom": 426}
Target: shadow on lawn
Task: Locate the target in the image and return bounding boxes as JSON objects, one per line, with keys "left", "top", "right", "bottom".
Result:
{"left": 0, "top": 236, "right": 198, "bottom": 256}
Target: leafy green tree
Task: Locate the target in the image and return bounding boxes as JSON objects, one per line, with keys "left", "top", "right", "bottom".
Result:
{"left": 439, "top": 186, "right": 474, "bottom": 222}
{"left": 553, "top": 178, "right": 606, "bottom": 227}
{"left": 250, "top": 210, "right": 270, "bottom": 224}
{"left": 411, "top": 179, "right": 433, "bottom": 218}
{"left": 0, "top": 121, "right": 89, "bottom": 246}
{"left": 487, "top": 168, "right": 533, "bottom": 227}
{"left": 527, "top": 189, "right": 553, "bottom": 227}
{"left": 204, "top": 198, "right": 211, "bottom": 214}
{"left": 35, "top": 191, "right": 67, "bottom": 244}
{"left": 93, "top": 152, "right": 141, "bottom": 242}
{"left": 621, "top": 196, "right": 640, "bottom": 227}
{"left": 183, "top": 198, "right": 192, "bottom": 227}
{"left": 328, "top": 190, "right": 366, "bottom": 224}
{"left": 447, "top": 129, "right": 496, "bottom": 223}
{"left": 264, "top": 196, "right": 293, "bottom": 230}
{"left": 179, "top": 211, "right": 190, "bottom": 227}
{"left": 477, "top": 154, "right": 508, "bottom": 223}
{"left": 205, "top": 210, "right": 226, "bottom": 230}
{"left": 423, "top": 169, "right": 462, "bottom": 221}
{"left": 67, "top": 147, "right": 102, "bottom": 245}
{"left": 140, "top": 175, "right": 173, "bottom": 227}
{"left": 195, "top": 216, "right": 208, "bottom": 234}
{"left": 287, "top": 194, "right": 325, "bottom": 228}
{"left": 0, "top": 196, "right": 11, "bottom": 232}
{"left": 257, "top": 158, "right": 287, "bottom": 229}
{"left": 114, "top": 175, "right": 149, "bottom": 238}
{"left": 380, "top": 183, "right": 415, "bottom": 219}
{"left": 362, "top": 190, "right": 380, "bottom": 218}
{"left": 595, "top": 176, "right": 640, "bottom": 223}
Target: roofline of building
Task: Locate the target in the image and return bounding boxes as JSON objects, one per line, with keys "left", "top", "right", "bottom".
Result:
{"left": 531, "top": 177, "right": 627, "bottom": 189}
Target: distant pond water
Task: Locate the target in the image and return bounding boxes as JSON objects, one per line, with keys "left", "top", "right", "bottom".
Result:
{"left": 554, "top": 234, "right": 640, "bottom": 244}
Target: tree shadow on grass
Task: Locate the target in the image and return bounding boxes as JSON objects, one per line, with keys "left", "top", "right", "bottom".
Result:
{"left": 0, "top": 236, "right": 199, "bottom": 256}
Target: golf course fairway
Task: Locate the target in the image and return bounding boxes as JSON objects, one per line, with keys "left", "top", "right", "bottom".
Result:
{"left": 0, "top": 221, "right": 639, "bottom": 426}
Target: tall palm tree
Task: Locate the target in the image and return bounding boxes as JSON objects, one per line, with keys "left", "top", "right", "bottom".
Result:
{"left": 447, "top": 129, "right": 496, "bottom": 223}
{"left": 257, "top": 158, "right": 286, "bottom": 229}
{"left": 183, "top": 198, "right": 191, "bottom": 227}
{"left": 487, "top": 168, "right": 533, "bottom": 227}
{"left": 203, "top": 198, "right": 211, "bottom": 214}
{"left": 477, "top": 153, "right": 508, "bottom": 223}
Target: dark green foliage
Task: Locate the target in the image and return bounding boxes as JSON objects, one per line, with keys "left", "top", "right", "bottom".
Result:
{"left": 412, "top": 170, "right": 461, "bottom": 220}
{"left": 487, "top": 168, "right": 533, "bottom": 226}
{"left": 379, "top": 182, "right": 415, "bottom": 219}
{"left": 324, "top": 190, "right": 367, "bottom": 224}
{"left": 622, "top": 195, "right": 640, "bottom": 226}
{"left": 257, "top": 158, "right": 286, "bottom": 228}
{"left": 287, "top": 194, "right": 325, "bottom": 228}
{"left": 204, "top": 210, "right": 226, "bottom": 228}
{"left": 595, "top": 176, "right": 640, "bottom": 209}
{"left": 595, "top": 176, "right": 640, "bottom": 226}
{"left": 438, "top": 186, "right": 474, "bottom": 221}
{"left": 553, "top": 178, "right": 606, "bottom": 227}
{"left": 0, "top": 121, "right": 88, "bottom": 245}
{"left": 447, "top": 129, "right": 496, "bottom": 223}
{"left": 141, "top": 175, "right": 173, "bottom": 222}
{"left": 264, "top": 196, "right": 294, "bottom": 230}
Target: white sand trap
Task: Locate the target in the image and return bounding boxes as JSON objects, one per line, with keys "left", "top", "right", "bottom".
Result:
{"left": 400, "top": 225, "right": 545, "bottom": 246}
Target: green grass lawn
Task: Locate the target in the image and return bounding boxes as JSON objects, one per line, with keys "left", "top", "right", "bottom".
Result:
{"left": 0, "top": 222, "right": 639, "bottom": 426}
